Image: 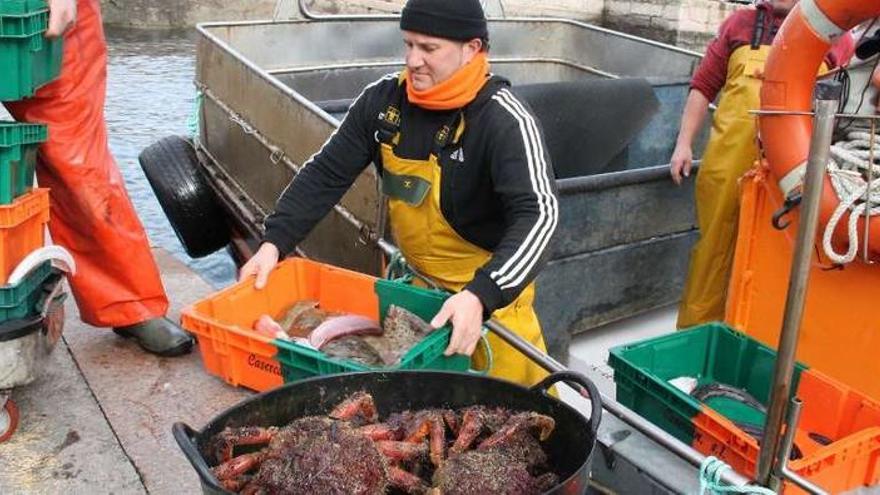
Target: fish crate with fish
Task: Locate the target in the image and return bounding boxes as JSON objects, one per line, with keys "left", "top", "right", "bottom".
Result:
{"left": 173, "top": 370, "right": 602, "bottom": 495}
{"left": 180, "top": 258, "right": 473, "bottom": 392}
{"left": 274, "top": 278, "right": 477, "bottom": 383}
{"left": 608, "top": 323, "right": 880, "bottom": 493}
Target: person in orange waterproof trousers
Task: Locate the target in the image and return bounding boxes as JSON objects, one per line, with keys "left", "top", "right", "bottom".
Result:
{"left": 3, "top": 0, "right": 193, "bottom": 356}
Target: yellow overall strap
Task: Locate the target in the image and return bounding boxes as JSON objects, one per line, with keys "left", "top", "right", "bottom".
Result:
{"left": 377, "top": 89, "right": 551, "bottom": 386}
{"left": 677, "top": 44, "right": 829, "bottom": 328}
{"left": 678, "top": 45, "right": 771, "bottom": 329}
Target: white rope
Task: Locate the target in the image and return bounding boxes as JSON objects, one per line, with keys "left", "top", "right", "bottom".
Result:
{"left": 822, "top": 126, "right": 880, "bottom": 264}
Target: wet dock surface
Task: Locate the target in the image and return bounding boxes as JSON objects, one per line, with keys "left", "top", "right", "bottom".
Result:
{"left": 0, "top": 249, "right": 250, "bottom": 495}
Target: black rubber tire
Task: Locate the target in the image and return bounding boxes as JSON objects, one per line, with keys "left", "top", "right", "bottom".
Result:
{"left": 138, "top": 136, "right": 230, "bottom": 258}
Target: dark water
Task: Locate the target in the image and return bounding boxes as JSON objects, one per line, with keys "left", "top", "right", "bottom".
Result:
{"left": 105, "top": 27, "right": 237, "bottom": 288}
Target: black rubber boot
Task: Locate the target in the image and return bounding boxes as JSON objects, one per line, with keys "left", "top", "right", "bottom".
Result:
{"left": 113, "top": 317, "right": 194, "bottom": 357}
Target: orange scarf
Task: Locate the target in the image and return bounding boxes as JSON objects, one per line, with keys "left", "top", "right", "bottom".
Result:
{"left": 405, "top": 52, "right": 490, "bottom": 111}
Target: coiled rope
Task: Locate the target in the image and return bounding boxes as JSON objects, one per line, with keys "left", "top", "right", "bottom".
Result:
{"left": 822, "top": 125, "right": 880, "bottom": 264}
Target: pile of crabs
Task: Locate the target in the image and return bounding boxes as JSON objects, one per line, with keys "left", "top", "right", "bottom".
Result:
{"left": 210, "top": 391, "right": 561, "bottom": 494}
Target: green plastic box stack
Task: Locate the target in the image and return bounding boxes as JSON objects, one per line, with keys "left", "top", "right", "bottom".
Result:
{"left": 0, "top": 0, "right": 63, "bottom": 101}
{"left": 0, "top": 0, "right": 60, "bottom": 320}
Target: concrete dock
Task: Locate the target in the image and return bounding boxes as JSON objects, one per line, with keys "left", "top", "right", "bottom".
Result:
{"left": 0, "top": 249, "right": 250, "bottom": 495}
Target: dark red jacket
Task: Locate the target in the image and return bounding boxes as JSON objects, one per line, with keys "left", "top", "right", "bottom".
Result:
{"left": 691, "top": 2, "right": 855, "bottom": 102}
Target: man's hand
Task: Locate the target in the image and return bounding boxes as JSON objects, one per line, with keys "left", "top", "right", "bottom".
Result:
{"left": 432, "top": 290, "right": 485, "bottom": 357}
{"left": 46, "top": 0, "right": 77, "bottom": 39}
{"left": 239, "top": 243, "right": 280, "bottom": 289}
{"left": 670, "top": 143, "right": 693, "bottom": 185}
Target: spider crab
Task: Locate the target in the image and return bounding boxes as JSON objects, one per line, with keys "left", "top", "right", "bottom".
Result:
{"left": 210, "top": 392, "right": 558, "bottom": 495}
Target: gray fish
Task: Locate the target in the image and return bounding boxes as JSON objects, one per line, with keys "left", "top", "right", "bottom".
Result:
{"left": 363, "top": 305, "right": 435, "bottom": 366}
{"left": 277, "top": 300, "right": 319, "bottom": 338}
{"left": 321, "top": 336, "right": 385, "bottom": 367}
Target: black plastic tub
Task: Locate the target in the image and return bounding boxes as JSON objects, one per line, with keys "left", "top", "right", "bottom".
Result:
{"left": 174, "top": 370, "right": 601, "bottom": 494}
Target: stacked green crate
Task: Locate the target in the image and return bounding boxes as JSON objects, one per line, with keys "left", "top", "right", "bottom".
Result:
{"left": 0, "top": 0, "right": 60, "bottom": 321}
{"left": 1, "top": 0, "right": 56, "bottom": 204}
{"left": 0, "top": 122, "right": 44, "bottom": 203}
{"left": 0, "top": 260, "right": 51, "bottom": 319}
{"left": 0, "top": 0, "right": 63, "bottom": 100}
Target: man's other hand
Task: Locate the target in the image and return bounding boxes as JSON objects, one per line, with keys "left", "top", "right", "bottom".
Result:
{"left": 432, "top": 290, "right": 484, "bottom": 357}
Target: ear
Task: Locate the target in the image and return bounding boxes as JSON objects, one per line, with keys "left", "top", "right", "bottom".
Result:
{"left": 462, "top": 38, "right": 483, "bottom": 62}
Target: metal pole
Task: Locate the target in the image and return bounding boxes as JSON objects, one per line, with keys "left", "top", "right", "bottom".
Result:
{"left": 755, "top": 80, "right": 842, "bottom": 486}
{"left": 772, "top": 398, "right": 802, "bottom": 492}
{"left": 483, "top": 320, "right": 753, "bottom": 488}
{"left": 864, "top": 119, "right": 875, "bottom": 264}
{"left": 769, "top": 398, "right": 828, "bottom": 494}
{"left": 782, "top": 466, "right": 829, "bottom": 495}
{"left": 298, "top": 0, "right": 398, "bottom": 20}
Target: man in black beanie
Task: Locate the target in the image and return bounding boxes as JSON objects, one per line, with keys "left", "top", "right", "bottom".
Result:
{"left": 242, "top": 0, "right": 559, "bottom": 387}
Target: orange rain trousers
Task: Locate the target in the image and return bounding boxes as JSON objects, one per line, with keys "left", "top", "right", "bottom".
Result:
{"left": 4, "top": 0, "right": 168, "bottom": 327}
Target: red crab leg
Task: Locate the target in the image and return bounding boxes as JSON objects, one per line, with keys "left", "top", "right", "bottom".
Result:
{"left": 405, "top": 413, "right": 447, "bottom": 467}
{"left": 212, "top": 451, "right": 267, "bottom": 481}
{"left": 329, "top": 391, "right": 378, "bottom": 423}
{"left": 450, "top": 409, "right": 483, "bottom": 455}
{"left": 376, "top": 440, "right": 429, "bottom": 461}
{"left": 535, "top": 472, "right": 560, "bottom": 492}
{"left": 357, "top": 423, "right": 400, "bottom": 441}
{"left": 441, "top": 409, "right": 459, "bottom": 435}
{"left": 240, "top": 481, "right": 265, "bottom": 495}
{"left": 405, "top": 419, "right": 429, "bottom": 443}
{"left": 387, "top": 465, "right": 430, "bottom": 494}
{"left": 220, "top": 475, "right": 252, "bottom": 492}
{"left": 477, "top": 412, "right": 555, "bottom": 450}
{"left": 213, "top": 426, "right": 277, "bottom": 463}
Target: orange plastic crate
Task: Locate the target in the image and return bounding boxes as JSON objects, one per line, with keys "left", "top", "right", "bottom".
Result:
{"left": 0, "top": 188, "right": 48, "bottom": 284}
{"left": 180, "top": 258, "right": 378, "bottom": 392}
{"left": 726, "top": 168, "right": 880, "bottom": 401}
{"left": 693, "top": 369, "right": 880, "bottom": 493}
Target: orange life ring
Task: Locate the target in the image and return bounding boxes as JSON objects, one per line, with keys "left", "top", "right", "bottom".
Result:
{"left": 760, "top": 0, "right": 880, "bottom": 258}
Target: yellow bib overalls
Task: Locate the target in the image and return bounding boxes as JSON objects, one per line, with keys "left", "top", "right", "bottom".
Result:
{"left": 678, "top": 43, "right": 827, "bottom": 328}
{"left": 377, "top": 81, "right": 551, "bottom": 386}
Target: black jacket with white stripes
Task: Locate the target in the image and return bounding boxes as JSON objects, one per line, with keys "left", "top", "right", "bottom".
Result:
{"left": 263, "top": 74, "right": 559, "bottom": 316}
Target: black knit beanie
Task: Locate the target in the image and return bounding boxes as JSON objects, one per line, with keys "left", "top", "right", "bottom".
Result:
{"left": 400, "top": 0, "right": 488, "bottom": 42}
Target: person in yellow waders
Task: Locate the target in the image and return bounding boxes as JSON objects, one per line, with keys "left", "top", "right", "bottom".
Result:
{"left": 240, "top": 0, "right": 558, "bottom": 386}
{"left": 670, "top": 0, "right": 853, "bottom": 328}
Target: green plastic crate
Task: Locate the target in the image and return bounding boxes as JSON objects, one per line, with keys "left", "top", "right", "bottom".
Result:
{"left": 0, "top": 1, "right": 50, "bottom": 16}
{"left": 0, "top": 122, "right": 44, "bottom": 204}
{"left": 608, "top": 323, "right": 807, "bottom": 444}
{"left": 275, "top": 279, "right": 472, "bottom": 382}
{"left": 0, "top": 260, "right": 51, "bottom": 320}
{"left": 0, "top": 0, "right": 63, "bottom": 101}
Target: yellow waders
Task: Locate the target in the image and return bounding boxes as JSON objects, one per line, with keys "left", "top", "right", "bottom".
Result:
{"left": 380, "top": 113, "right": 551, "bottom": 387}
{"left": 677, "top": 45, "right": 829, "bottom": 328}
{"left": 678, "top": 45, "right": 771, "bottom": 328}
